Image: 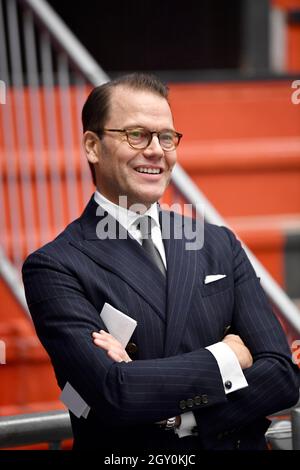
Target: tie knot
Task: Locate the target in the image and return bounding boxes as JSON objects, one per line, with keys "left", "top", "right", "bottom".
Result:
{"left": 136, "top": 216, "right": 152, "bottom": 240}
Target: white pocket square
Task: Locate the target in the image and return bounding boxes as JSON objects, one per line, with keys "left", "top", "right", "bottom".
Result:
{"left": 204, "top": 274, "right": 227, "bottom": 284}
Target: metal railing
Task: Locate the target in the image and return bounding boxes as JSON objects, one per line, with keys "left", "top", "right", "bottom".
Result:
{"left": 292, "top": 407, "right": 300, "bottom": 450}
{"left": 0, "top": 410, "right": 72, "bottom": 449}
{"left": 0, "top": 405, "right": 299, "bottom": 450}
{"left": 0, "top": 247, "right": 28, "bottom": 312}
{"left": 0, "top": 1, "right": 299, "bottom": 328}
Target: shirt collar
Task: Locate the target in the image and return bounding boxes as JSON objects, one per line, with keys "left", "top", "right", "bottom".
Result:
{"left": 94, "top": 190, "right": 160, "bottom": 232}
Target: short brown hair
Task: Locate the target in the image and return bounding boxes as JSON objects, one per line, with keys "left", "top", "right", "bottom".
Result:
{"left": 82, "top": 73, "right": 169, "bottom": 185}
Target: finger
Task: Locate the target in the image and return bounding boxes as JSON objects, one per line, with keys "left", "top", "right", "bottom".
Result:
{"left": 93, "top": 337, "right": 123, "bottom": 354}
{"left": 93, "top": 332, "right": 122, "bottom": 350}
{"left": 92, "top": 332, "right": 103, "bottom": 339}
{"left": 224, "top": 334, "right": 240, "bottom": 341}
{"left": 93, "top": 337, "right": 111, "bottom": 351}
{"left": 97, "top": 331, "right": 123, "bottom": 348}
{"left": 223, "top": 335, "right": 244, "bottom": 345}
{"left": 99, "top": 330, "right": 114, "bottom": 339}
{"left": 107, "top": 349, "right": 126, "bottom": 363}
{"left": 92, "top": 333, "right": 112, "bottom": 343}
{"left": 92, "top": 330, "right": 112, "bottom": 340}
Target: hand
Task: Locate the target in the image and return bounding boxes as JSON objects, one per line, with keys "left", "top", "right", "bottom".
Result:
{"left": 222, "top": 334, "right": 253, "bottom": 369}
{"left": 92, "top": 330, "right": 132, "bottom": 363}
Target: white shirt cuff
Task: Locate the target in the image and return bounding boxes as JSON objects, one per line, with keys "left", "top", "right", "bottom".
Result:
{"left": 175, "top": 412, "right": 197, "bottom": 438}
{"left": 206, "top": 342, "right": 248, "bottom": 394}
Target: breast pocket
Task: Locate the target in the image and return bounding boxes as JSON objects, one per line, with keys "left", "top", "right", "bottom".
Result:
{"left": 200, "top": 274, "right": 232, "bottom": 297}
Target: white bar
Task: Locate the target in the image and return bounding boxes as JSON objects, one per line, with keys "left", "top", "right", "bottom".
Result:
{"left": 23, "top": 8, "right": 51, "bottom": 246}
{"left": 269, "top": 6, "right": 287, "bottom": 73}
{"left": 0, "top": 247, "right": 29, "bottom": 314}
{"left": 40, "top": 31, "right": 64, "bottom": 233}
{"left": 0, "top": 0, "right": 9, "bottom": 257}
{"left": 57, "top": 52, "right": 80, "bottom": 221}
{"left": 7, "top": 0, "right": 36, "bottom": 255}
{"left": 0, "top": 0, "right": 9, "bottom": 85}
{"left": 292, "top": 408, "right": 300, "bottom": 450}
{"left": 75, "top": 76, "right": 93, "bottom": 205}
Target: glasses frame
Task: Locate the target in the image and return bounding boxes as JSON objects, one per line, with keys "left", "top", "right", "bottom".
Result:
{"left": 101, "top": 127, "right": 183, "bottom": 151}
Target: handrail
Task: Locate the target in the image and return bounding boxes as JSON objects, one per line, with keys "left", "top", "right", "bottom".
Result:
{"left": 172, "top": 165, "right": 300, "bottom": 334}
{"left": 0, "top": 410, "right": 72, "bottom": 449}
{"left": 0, "top": 247, "right": 28, "bottom": 313}
{"left": 21, "top": 0, "right": 109, "bottom": 85}
{"left": 0, "top": 405, "right": 299, "bottom": 450}
{"left": 292, "top": 407, "right": 300, "bottom": 450}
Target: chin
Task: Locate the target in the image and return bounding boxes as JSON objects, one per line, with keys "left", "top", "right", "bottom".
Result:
{"left": 131, "top": 186, "right": 164, "bottom": 206}
{"left": 143, "top": 190, "right": 164, "bottom": 204}
{"left": 129, "top": 193, "right": 161, "bottom": 210}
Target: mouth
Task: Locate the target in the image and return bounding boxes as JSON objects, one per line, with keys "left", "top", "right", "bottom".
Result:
{"left": 134, "top": 166, "right": 163, "bottom": 175}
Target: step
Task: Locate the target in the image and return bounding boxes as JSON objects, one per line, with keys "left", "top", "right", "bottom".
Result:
{"left": 169, "top": 80, "right": 300, "bottom": 140}
{"left": 0, "top": 278, "right": 61, "bottom": 413}
{"left": 229, "top": 213, "right": 300, "bottom": 294}
{"left": 169, "top": 80, "right": 300, "bottom": 217}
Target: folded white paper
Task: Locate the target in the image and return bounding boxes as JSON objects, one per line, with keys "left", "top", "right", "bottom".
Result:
{"left": 204, "top": 274, "right": 227, "bottom": 284}
{"left": 60, "top": 381, "right": 90, "bottom": 419}
{"left": 59, "top": 304, "right": 137, "bottom": 419}
{"left": 100, "top": 302, "right": 137, "bottom": 348}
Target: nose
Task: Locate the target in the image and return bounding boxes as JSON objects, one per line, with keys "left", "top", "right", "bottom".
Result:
{"left": 143, "top": 134, "right": 164, "bottom": 158}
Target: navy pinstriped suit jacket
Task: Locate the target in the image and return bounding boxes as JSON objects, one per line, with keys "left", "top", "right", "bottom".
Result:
{"left": 22, "top": 196, "right": 299, "bottom": 450}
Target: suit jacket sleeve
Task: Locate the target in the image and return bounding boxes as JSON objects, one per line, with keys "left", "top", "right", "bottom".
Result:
{"left": 193, "top": 226, "right": 300, "bottom": 447}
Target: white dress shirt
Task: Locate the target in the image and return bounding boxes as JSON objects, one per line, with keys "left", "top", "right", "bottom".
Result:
{"left": 94, "top": 191, "right": 248, "bottom": 437}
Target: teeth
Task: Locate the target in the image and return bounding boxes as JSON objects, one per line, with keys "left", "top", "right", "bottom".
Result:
{"left": 136, "top": 167, "right": 160, "bottom": 174}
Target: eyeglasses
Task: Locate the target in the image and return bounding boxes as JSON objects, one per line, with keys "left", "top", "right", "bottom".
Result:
{"left": 102, "top": 127, "right": 183, "bottom": 151}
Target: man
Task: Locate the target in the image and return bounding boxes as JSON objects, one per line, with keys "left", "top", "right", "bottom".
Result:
{"left": 22, "top": 73, "right": 299, "bottom": 451}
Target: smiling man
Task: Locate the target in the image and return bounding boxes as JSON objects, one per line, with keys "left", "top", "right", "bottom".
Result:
{"left": 22, "top": 73, "right": 299, "bottom": 452}
{"left": 83, "top": 83, "right": 178, "bottom": 209}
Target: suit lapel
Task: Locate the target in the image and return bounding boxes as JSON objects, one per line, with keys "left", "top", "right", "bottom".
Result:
{"left": 70, "top": 197, "right": 167, "bottom": 322}
{"left": 161, "top": 210, "right": 204, "bottom": 357}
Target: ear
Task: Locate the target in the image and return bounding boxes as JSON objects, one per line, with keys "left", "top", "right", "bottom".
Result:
{"left": 83, "top": 131, "right": 100, "bottom": 164}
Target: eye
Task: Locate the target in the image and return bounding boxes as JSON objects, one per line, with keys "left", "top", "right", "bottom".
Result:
{"left": 127, "top": 129, "right": 146, "bottom": 141}
{"left": 160, "top": 131, "right": 174, "bottom": 145}
{"left": 161, "top": 132, "right": 173, "bottom": 140}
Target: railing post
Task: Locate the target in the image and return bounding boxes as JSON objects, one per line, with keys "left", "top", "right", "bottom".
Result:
{"left": 291, "top": 406, "right": 300, "bottom": 450}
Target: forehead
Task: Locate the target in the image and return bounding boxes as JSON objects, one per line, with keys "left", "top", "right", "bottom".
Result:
{"left": 107, "top": 85, "right": 174, "bottom": 129}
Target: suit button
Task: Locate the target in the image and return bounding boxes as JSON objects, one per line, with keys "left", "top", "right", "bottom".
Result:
{"left": 194, "top": 396, "right": 202, "bottom": 406}
{"left": 126, "top": 342, "right": 138, "bottom": 356}
{"left": 179, "top": 400, "right": 186, "bottom": 410}
{"left": 186, "top": 398, "right": 194, "bottom": 408}
{"left": 201, "top": 394, "right": 208, "bottom": 404}
{"left": 224, "top": 380, "right": 232, "bottom": 390}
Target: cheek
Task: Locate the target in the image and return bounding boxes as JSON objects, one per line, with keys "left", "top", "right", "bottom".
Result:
{"left": 166, "top": 152, "right": 177, "bottom": 170}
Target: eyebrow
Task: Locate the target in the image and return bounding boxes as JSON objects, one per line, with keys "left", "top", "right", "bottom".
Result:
{"left": 124, "top": 124, "right": 176, "bottom": 132}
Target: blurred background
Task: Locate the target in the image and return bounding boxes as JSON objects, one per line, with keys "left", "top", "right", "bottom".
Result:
{"left": 0, "top": 0, "right": 300, "bottom": 449}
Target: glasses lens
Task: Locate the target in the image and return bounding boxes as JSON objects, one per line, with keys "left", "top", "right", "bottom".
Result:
{"left": 159, "top": 131, "right": 178, "bottom": 150}
{"left": 127, "top": 129, "right": 149, "bottom": 149}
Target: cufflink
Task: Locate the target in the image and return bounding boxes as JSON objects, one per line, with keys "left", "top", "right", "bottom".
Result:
{"left": 157, "top": 416, "right": 179, "bottom": 431}
{"left": 164, "top": 416, "right": 177, "bottom": 431}
{"left": 224, "top": 380, "right": 232, "bottom": 390}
